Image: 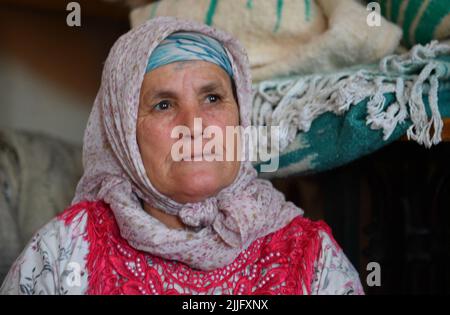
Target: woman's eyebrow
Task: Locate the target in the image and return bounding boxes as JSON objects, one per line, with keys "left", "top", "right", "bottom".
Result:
{"left": 196, "top": 82, "right": 225, "bottom": 94}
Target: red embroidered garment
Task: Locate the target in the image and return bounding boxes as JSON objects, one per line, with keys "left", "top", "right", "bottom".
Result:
{"left": 60, "top": 200, "right": 334, "bottom": 295}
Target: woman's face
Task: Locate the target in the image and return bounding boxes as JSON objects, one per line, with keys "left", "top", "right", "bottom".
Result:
{"left": 137, "top": 60, "right": 241, "bottom": 204}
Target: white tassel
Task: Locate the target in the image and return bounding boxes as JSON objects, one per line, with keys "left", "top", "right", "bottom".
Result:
{"left": 252, "top": 41, "right": 450, "bottom": 150}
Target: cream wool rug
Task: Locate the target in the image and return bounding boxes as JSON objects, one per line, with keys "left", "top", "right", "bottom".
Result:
{"left": 130, "top": 0, "right": 402, "bottom": 82}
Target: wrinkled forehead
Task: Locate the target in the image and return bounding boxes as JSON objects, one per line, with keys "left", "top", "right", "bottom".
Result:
{"left": 143, "top": 30, "right": 237, "bottom": 101}
{"left": 140, "top": 60, "right": 238, "bottom": 105}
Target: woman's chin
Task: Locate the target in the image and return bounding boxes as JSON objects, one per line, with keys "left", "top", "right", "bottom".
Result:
{"left": 170, "top": 162, "right": 225, "bottom": 203}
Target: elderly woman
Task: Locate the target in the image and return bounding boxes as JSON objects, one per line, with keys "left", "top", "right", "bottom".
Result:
{"left": 0, "top": 17, "right": 363, "bottom": 295}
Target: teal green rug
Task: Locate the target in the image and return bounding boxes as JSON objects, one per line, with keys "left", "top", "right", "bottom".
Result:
{"left": 252, "top": 41, "right": 450, "bottom": 177}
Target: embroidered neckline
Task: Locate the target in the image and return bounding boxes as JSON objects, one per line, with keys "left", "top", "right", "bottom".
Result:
{"left": 59, "top": 200, "right": 331, "bottom": 295}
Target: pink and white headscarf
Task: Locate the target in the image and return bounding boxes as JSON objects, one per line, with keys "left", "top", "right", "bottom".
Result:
{"left": 71, "top": 16, "right": 303, "bottom": 271}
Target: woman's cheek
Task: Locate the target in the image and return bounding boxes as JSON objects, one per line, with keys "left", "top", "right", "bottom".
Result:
{"left": 138, "top": 118, "right": 166, "bottom": 159}
{"left": 148, "top": 120, "right": 174, "bottom": 154}
{"left": 209, "top": 107, "right": 238, "bottom": 129}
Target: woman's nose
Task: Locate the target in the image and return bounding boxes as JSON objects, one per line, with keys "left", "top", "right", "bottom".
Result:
{"left": 178, "top": 106, "right": 204, "bottom": 139}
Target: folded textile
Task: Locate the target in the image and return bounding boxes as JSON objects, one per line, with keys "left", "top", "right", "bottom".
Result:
{"left": 376, "top": 0, "right": 450, "bottom": 48}
{"left": 130, "top": 0, "right": 402, "bottom": 82}
{"left": 251, "top": 41, "right": 450, "bottom": 177}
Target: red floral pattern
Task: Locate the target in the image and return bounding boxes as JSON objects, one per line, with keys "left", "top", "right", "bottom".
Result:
{"left": 60, "top": 200, "right": 334, "bottom": 295}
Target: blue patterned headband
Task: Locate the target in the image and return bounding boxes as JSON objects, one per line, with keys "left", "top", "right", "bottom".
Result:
{"left": 145, "top": 31, "right": 234, "bottom": 79}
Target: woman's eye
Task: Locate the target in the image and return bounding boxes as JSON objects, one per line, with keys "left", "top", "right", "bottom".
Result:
{"left": 153, "top": 101, "right": 171, "bottom": 111}
{"left": 206, "top": 94, "right": 221, "bottom": 104}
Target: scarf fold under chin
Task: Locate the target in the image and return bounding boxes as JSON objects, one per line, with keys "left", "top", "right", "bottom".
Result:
{"left": 98, "top": 162, "right": 302, "bottom": 271}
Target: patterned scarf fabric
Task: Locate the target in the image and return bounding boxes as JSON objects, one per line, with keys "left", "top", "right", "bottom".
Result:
{"left": 71, "top": 16, "right": 302, "bottom": 271}
{"left": 145, "top": 31, "right": 234, "bottom": 78}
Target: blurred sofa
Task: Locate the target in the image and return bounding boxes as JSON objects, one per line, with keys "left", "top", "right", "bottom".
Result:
{"left": 0, "top": 128, "right": 83, "bottom": 283}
